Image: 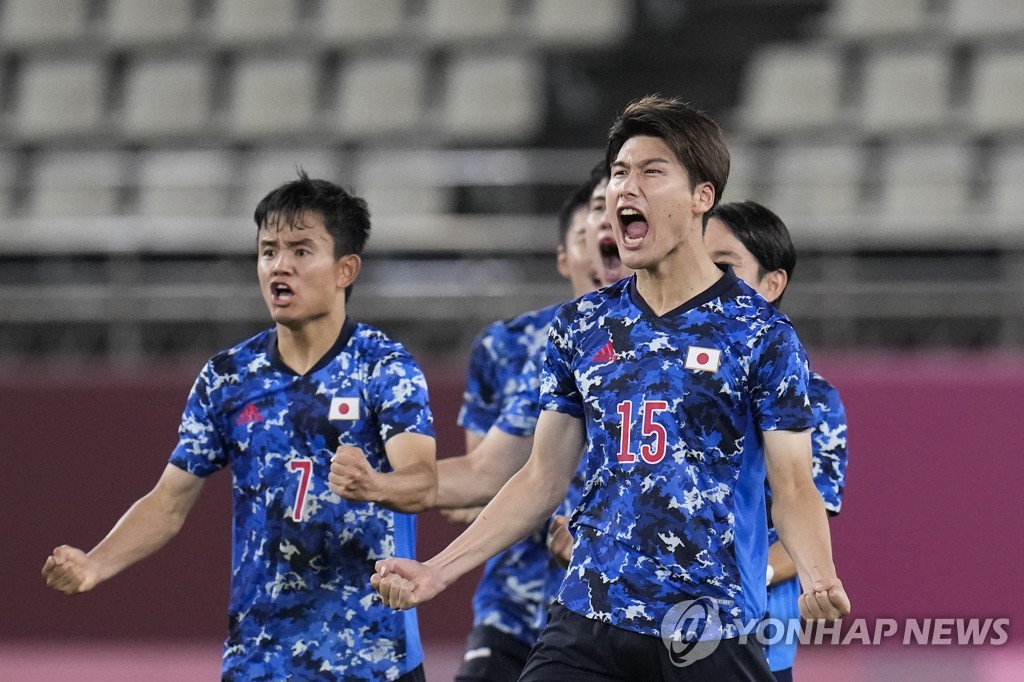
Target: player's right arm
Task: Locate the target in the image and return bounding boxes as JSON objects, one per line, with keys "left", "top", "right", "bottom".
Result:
{"left": 372, "top": 408, "right": 584, "bottom": 610}
{"left": 42, "top": 464, "right": 205, "bottom": 594}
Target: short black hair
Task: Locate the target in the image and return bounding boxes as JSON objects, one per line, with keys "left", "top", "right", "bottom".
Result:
{"left": 254, "top": 170, "right": 371, "bottom": 260}
{"left": 708, "top": 200, "right": 796, "bottom": 306}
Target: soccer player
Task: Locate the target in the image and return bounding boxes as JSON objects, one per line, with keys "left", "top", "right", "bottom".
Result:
{"left": 372, "top": 95, "right": 850, "bottom": 681}
{"left": 705, "top": 200, "right": 848, "bottom": 682}
{"left": 42, "top": 172, "right": 437, "bottom": 681}
{"left": 442, "top": 166, "right": 608, "bottom": 682}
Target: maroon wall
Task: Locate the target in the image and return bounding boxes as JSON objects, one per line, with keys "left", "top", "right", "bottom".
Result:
{"left": 3, "top": 352, "right": 1022, "bottom": 643}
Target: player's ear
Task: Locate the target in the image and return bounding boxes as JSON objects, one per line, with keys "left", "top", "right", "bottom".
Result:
{"left": 335, "top": 254, "right": 361, "bottom": 290}
{"left": 555, "top": 244, "right": 569, "bottom": 278}
{"left": 761, "top": 268, "right": 788, "bottom": 304}
{"left": 692, "top": 181, "right": 715, "bottom": 215}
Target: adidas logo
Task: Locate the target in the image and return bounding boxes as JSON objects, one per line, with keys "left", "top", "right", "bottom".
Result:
{"left": 592, "top": 341, "right": 617, "bottom": 364}
{"left": 236, "top": 402, "right": 264, "bottom": 426}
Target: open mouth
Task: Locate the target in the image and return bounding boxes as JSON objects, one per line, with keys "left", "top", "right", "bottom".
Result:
{"left": 619, "top": 208, "right": 650, "bottom": 247}
{"left": 271, "top": 282, "right": 294, "bottom": 304}
{"left": 599, "top": 237, "right": 621, "bottom": 274}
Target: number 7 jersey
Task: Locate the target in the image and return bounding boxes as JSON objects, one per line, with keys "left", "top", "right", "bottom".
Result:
{"left": 169, "top": 317, "right": 434, "bottom": 681}
{"left": 540, "top": 270, "right": 814, "bottom": 639}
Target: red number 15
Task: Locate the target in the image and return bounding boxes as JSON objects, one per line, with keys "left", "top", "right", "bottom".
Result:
{"left": 616, "top": 400, "right": 668, "bottom": 464}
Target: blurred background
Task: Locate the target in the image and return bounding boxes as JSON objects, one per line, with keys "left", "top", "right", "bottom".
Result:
{"left": 1, "top": 0, "right": 1023, "bottom": 680}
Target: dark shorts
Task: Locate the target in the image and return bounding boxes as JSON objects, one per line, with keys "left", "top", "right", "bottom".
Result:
{"left": 519, "top": 603, "right": 775, "bottom": 682}
{"left": 454, "top": 624, "right": 534, "bottom": 682}
{"left": 772, "top": 668, "right": 793, "bottom": 682}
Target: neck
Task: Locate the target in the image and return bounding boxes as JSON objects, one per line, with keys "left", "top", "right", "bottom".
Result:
{"left": 275, "top": 307, "right": 347, "bottom": 375}
{"left": 634, "top": 235, "right": 722, "bottom": 316}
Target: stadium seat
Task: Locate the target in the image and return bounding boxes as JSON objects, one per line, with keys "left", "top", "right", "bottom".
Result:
{"left": 209, "top": 0, "right": 300, "bottom": 43}
{"left": 719, "top": 141, "right": 767, "bottom": 206}
{"left": 825, "top": 0, "right": 934, "bottom": 40}
{"left": 441, "top": 52, "right": 543, "bottom": 142}
{"left": 738, "top": 44, "right": 845, "bottom": 135}
{"left": 14, "top": 58, "right": 106, "bottom": 139}
{"left": 106, "top": 0, "right": 194, "bottom": 44}
{"left": 227, "top": 57, "right": 318, "bottom": 138}
{"left": 422, "top": 0, "right": 513, "bottom": 44}
{"left": 0, "top": 154, "right": 16, "bottom": 220}
{"left": 353, "top": 150, "right": 452, "bottom": 217}
{"left": 30, "top": 151, "right": 127, "bottom": 218}
{"left": 0, "top": 0, "right": 89, "bottom": 46}
{"left": 334, "top": 55, "right": 427, "bottom": 139}
{"left": 137, "top": 151, "right": 236, "bottom": 218}
{"left": 946, "top": 0, "right": 1024, "bottom": 38}
{"left": 968, "top": 49, "right": 1024, "bottom": 134}
{"left": 529, "top": 0, "right": 631, "bottom": 47}
{"left": 877, "top": 142, "right": 974, "bottom": 227}
{"left": 765, "top": 142, "right": 867, "bottom": 230}
{"left": 122, "top": 57, "right": 212, "bottom": 139}
{"left": 989, "top": 144, "right": 1024, "bottom": 221}
{"left": 240, "top": 149, "right": 342, "bottom": 217}
{"left": 861, "top": 48, "right": 951, "bottom": 134}
{"left": 318, "top": 0, "right": 405, "bottom": 44}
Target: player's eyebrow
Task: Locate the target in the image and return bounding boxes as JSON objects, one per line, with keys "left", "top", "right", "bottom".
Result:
{"left": 610, "top": 157, "right": 671, "bottom": 170}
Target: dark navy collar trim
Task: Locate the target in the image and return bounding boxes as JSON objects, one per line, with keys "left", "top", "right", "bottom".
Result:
{"left": 267, "top": 316, "right": 358, "bottom": 376}
{"left": 627, "top": 266, "right": 740, "bottom": 319}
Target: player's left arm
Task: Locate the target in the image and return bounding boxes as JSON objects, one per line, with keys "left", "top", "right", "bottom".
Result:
{"left": 764, "top": 428, "right": 850, "bottom": 621}
{"left": 330, "top": 433, "right": 437, "bottom": 513}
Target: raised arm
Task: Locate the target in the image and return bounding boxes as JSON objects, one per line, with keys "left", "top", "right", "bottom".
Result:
{"left": 329, "top": 432, "right": 437, "bottom": 513}
{"left": 42, "top": 463, "right": 206, "bottom": 594}
{"left": 435, "top": 427, "right": 533, "bottom": 509}
{"left": 763, "top": 429, "right": 850, "bottom": 621}
{"left": 372, "top": 409, "right": 585, "bottom": 609}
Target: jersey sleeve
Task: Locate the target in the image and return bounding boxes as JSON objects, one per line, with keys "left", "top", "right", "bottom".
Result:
{"left": 749, "top": 320, "right": 815, "bottom": 432}
{"left": 492, "top": 349, "right": 544, "bottom": 437}
{"left": 168, "top": 362, "right": 229, "bottom": 477}
{"left": 810, "top": 375, "right": 848, "bottom": 515}
{"left": 457, "top": 322, "right": 504, "bottom": 436}
{"left": 367, "top": 345, "right": 435, "bottom": 444}
{"left": 539, "top": 304, "right": 584, "bottom": 419}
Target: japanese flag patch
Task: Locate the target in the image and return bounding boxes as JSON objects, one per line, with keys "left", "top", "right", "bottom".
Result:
{"left": 685, "top": 346, "right": 722, "bottom": 373}
{"left": 329, "top": 396, "right": 360, "bottom": 421}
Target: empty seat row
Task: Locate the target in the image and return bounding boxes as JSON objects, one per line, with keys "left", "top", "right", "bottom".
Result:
{"left": 725, "top": 140, "right": 1024, "bottom": 240}
{"left": 737, "top": 44, "right": 1024, "bottom": 136}
{"left": 826, "top": 0, "right": 1024, "bottom": 41}
{"left": 3, "top": 52, "right": 544, "bottom": 143}
{"left": 0, "top": 0, "right": 631, "bottom": 48}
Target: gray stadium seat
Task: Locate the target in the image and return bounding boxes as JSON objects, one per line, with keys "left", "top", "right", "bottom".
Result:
{"left": 861, "top": 48, "right": 952, "bottom": 134}
{"left": 137, "top": 151, "right": 236, "bottom": 218}
{"left": 227, "top": 57, "right": 318, "bottom": 138}
{"left": 877, "top": 142, "right": 974, "bottom": 228}
{"left": 826, "top": 0, "right": 935, "bottom": 40}
{"left": 529, "top": 0, "right": 631, "bottom": 47}
{"left": 318, "top": 0, "right": 405, "bottom": 44}
{"left": 989, "top": 144, "right": 1024, "bottom": 222}
{"left": 765, "top": 142, "right": 867, "bottom": 232}
{"left": 106, "top": 0, "right": 195, "bottom": 44}
{"left": 0, "top": 0, "right": 89, "bottom": 46}
{"left": 14, "top": 58, "right": 106, "bottom": 139}
{"left": 241, "top": 149, "right": 342, "bottom": 217}
{"left": 718, "top": 141, "right": 767, "bottom": 206}
{"left": 423, "top": 0, "right": 513, "bottom": 44}
{"left": 946, "top": 0, "right": 1024, "bottom": 38}
{"left": 122, "top": 57, "right": 212, "bottom": 139}
{"left": 968, "top": 49, "right": 1024, "bottom": 134}
{"left": 0, "top": 154, "right": 16, "bottom": 220}
{"left": 334, "top": 55, "right": 427, "bottom": 139}
{"left": 210, "top": 0, "right": 300, "bottom": 43}
{"left": 30, "top": 152, "right": 127, "bottom": 218}
{"left": 738, "top": 44, "right": 845, "bottom": 135}
{"left": 441, "top": 52, "right": 544, "bottom": 142}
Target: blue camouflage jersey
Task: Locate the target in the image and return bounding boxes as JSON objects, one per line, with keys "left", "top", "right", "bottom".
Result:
{"left": 457, "top": 303, "right": 561, "bottom": 646}
{"left": 540, "top": 270, "right": 815, "bottom": 639}
{"left": 765, "top": 371, "right": 848, "bottom": 671}
{"left": 169, "top": 317, "right": 434, "bottom": 681}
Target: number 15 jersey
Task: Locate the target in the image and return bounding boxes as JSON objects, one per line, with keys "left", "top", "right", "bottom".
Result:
{"left": 540, "top": 270, "right": 814, "bottom": 639}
